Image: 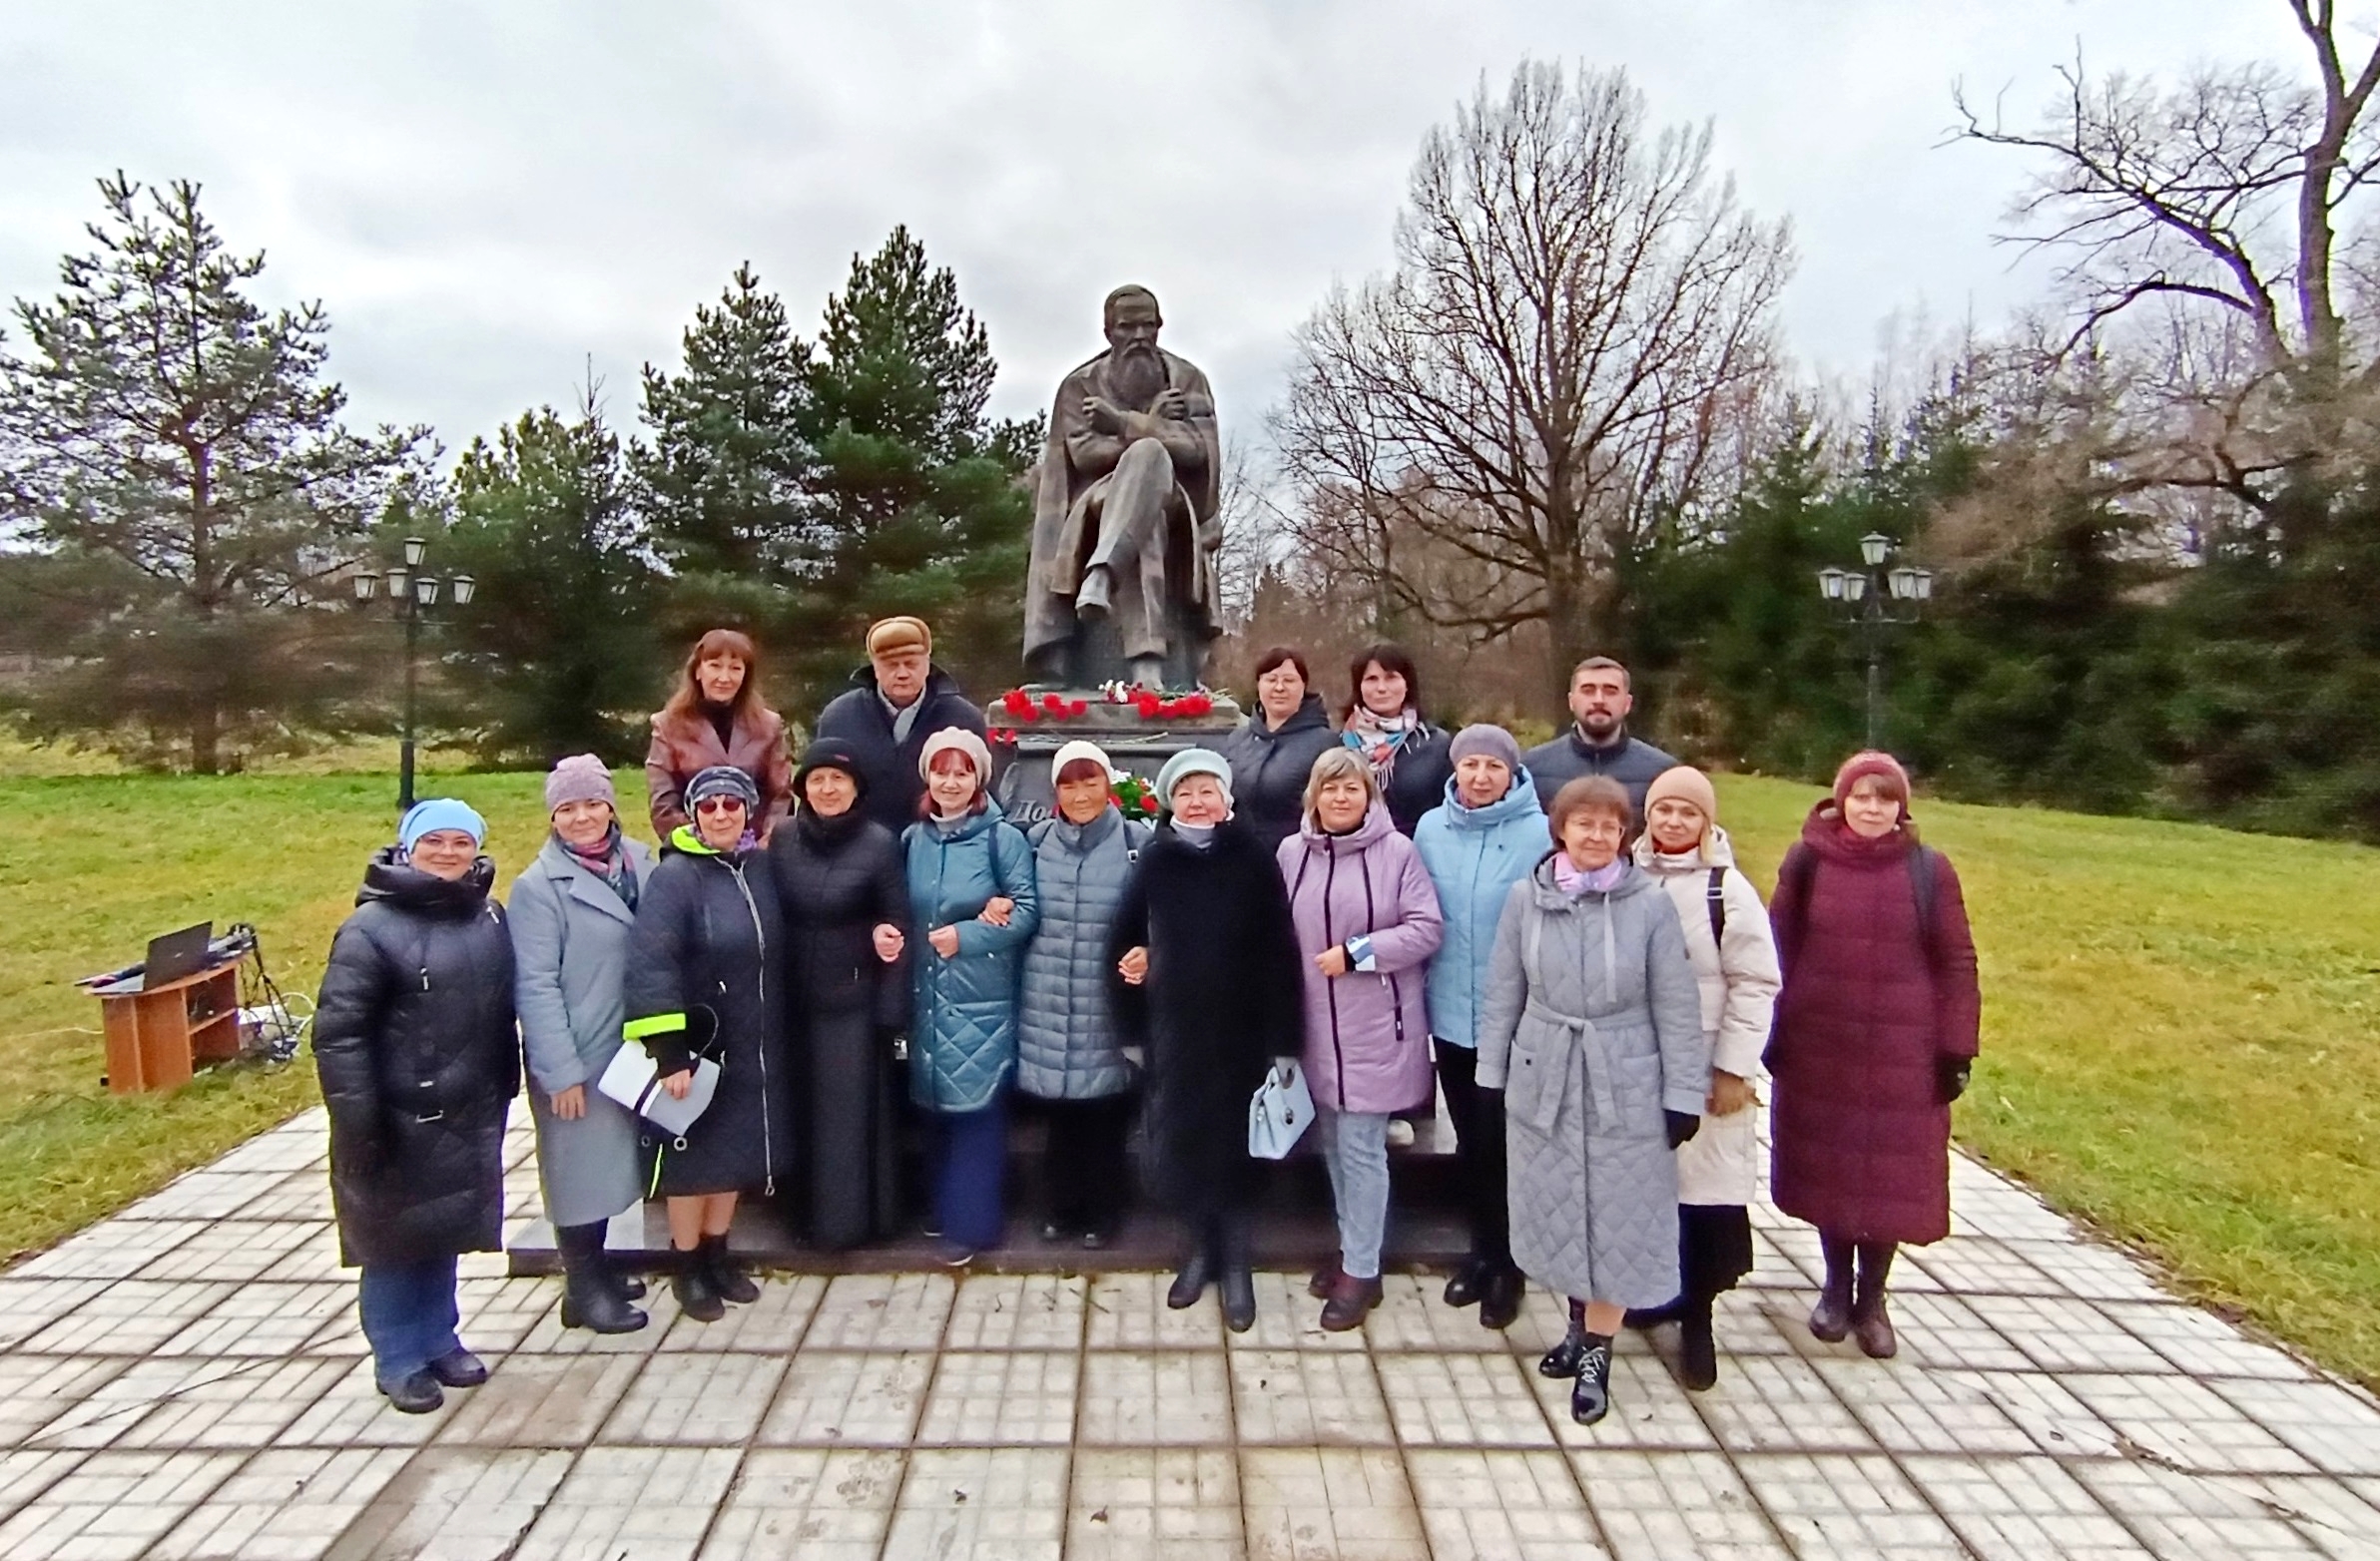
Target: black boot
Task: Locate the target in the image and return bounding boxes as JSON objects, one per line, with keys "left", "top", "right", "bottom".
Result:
{"left": 671, "top": 1243, "right": 724, "bottom": 1322}
{"left": 1539, "top": 1300, "right": 1591, "bottom": 1377}
{"left": 1676, "top": 1296, "right": 1718, "bottom": 1391}
{"left": 701, "top": 1233, "right": 760, "bottom": 1305}
{"left": 1442, "top": 1257, "right": 1488, "bottom": 1308}
{"left": 1217, "top": 1214, "right": 1257, "bottom": 1334}
{"left": 1809, "top": 1233, "right": 1855, "bottom": 1342}
{"left": 1623, "top": 1298, "right": 1682, "bottom": 1330}
{"left": 1852, "top": 1242, "right": 1898, "bottom": 1358}
{"left": 557, "top": 1223, "right": 647, "bottom": 1333}
{"left": 1479, "top": 1266, "right": 1525, "bottom": 1331}
{"left": 1569, "top": 1333, "right": 1614, "bottom": 1424}
{"left": 1166, "top": 1236, "right": 1215, "bottom": 1310}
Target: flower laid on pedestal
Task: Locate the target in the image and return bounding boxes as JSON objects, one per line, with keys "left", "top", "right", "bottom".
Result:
{"left": 985, "top": 683, "right": 1218, "bottom": 744}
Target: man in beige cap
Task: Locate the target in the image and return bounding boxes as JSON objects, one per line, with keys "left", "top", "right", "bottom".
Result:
{"left": 815, "top": 615, "right": 987, "bottom": 832}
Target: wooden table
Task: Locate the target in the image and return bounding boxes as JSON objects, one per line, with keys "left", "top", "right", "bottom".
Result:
{"left": 94, "top": 958, "right": 244, "bottom": 1094}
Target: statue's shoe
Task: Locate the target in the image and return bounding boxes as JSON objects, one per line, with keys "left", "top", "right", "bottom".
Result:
{"left": 1076, "top": 564, "right": 1113, "bottom": 618}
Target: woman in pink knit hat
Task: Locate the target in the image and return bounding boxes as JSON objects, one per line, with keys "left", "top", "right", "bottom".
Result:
{"left": 1766, "top": 752, "right": 1982, "bottom": 1360}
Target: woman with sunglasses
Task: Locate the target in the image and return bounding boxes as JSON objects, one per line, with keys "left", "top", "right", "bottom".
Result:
{"left": 622, "top": 765, "right": 791, "bottom": 1321}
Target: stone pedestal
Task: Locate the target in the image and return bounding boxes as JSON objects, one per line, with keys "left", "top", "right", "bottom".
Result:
{"left": 990, "top": 687, "right": 1241, "bottom": 826}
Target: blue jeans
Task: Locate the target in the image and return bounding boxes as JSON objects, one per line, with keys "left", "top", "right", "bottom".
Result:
{"left": 1317, "top": 1108, "right": 1392, "bottom": 1281}
{"left": 932, "top": 1097, "right": 1009, "bottom": 1252}
{"left": 358, "top": 1257, "right": 461, "bottom": 1386}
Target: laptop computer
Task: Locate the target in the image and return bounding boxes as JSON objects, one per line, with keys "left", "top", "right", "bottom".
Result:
{"left": 143, "top": 922, "right": 216, "bottom": 987}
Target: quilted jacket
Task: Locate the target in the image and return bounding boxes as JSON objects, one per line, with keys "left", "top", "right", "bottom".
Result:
{"left": 1631, "top": 826, "right": 1781, "bottom": 1208}
{"left": 313, "top": 850, "right": 518, "bottom": 1268}
{"left": 903, "top": 800, "right": 1039, "bottom": 1113}
{"left": 1018, "top": 807, "right": 1150, "bottom": 1101}
{"left": 1413, "top": 770, "right": 1546, "bottom": 1050}
{"left": 1280, "top": 803, "right": 1444, "bottom": 1115}
{"left": 1478, "top": 858, "right": 1708, "bottom": 1306}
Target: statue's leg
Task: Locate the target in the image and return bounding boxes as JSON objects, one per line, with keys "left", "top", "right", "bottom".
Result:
{"left": 1078, "top": 440, "right": 1173, "bottom": 622}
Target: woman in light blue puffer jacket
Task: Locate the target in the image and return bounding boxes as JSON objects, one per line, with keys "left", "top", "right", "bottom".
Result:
{"left": 1018, "top": 739, "right": 1151, "bottom": 1247}
{"left": 903, "top": 728, "right": 1038, "bottom": 1264}
{"left": 1413, "top": 724, "right": 1547, "bottom": 1330}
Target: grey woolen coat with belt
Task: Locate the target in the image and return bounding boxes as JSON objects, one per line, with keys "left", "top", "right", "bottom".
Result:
{"left": 1477, "top": 858, "right": 1709, "bottom": 1306}
{"left": 507, "top": 833, "right": 655, "bottom": 1229}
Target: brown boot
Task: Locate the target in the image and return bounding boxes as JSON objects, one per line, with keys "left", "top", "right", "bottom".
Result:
{"left": 1308, "top": 1261, "right": 1342, "bottom": 1301}
{"left": 1318, "top": 1272, "right": 1383, "bottom": 1332}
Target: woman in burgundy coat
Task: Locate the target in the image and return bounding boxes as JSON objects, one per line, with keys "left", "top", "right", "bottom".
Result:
{"left": 1767, "top": 751, "right": 1980, "bottom": 1359}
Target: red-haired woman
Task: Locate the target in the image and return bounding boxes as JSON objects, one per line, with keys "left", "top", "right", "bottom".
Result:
{"left": 1767, "top": 752, "right": 1982, "bottom": 1359}
{"left": 645, "top": 629, "right": 795, "bottom": 842}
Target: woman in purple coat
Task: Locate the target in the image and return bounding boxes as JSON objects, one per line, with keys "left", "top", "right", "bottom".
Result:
{"left": 1281, "top": 747, "right": 1445, "bottom": 1329}
{"left": 1767, "top": 751, "right": 1981, "bottom": 1359}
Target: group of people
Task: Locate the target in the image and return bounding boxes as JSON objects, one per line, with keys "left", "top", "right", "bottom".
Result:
{"left": 312, "top": 621, "right": 1981, "bottom": 1429}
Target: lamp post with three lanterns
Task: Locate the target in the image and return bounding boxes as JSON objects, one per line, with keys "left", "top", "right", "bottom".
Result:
{"left": 1817, "top": 532, "right": 1932, "bottom": 752}
{"left": 352, "top": 535, "right": 475, "bottom": 815}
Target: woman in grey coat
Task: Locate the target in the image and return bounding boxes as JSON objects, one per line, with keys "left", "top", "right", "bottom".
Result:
{"left": 1018, "top": 740, "right": 1151, "bottom": 1247}
{"left": 1478, "top": 776, "right": 1708, "bottom": 1425}
{"left": 507, "top": 756, "right": 655, "bottom": 1333}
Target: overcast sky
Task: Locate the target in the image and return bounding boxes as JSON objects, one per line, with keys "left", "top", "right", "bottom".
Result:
{"left": 0, "top": 1, "right": 2317, "bottom": 456}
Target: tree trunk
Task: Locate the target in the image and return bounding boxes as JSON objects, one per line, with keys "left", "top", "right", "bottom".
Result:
{"left": 190, "top": 702, "right": 221, "bottom": 776}
{"left": 1542, "top": 571, "right": 1594, "bottom": 723}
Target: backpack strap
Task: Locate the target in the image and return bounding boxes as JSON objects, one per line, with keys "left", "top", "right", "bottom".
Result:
{"left": 1705, "top": 866, "right": 1727, "bottom": 946}
{"left": 1775, "top": 843, "right": 1818, "bottom": 970}
{"left": 1908, "top": 844, "right": 1940, "bottom": 968}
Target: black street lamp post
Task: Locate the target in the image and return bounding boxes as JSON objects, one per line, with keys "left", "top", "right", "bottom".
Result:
{"left": 352, "top": 535, "right": 476, "bottom": 815}
{"left": 1817, "top": 532, "right": 1932, "bottom": 751}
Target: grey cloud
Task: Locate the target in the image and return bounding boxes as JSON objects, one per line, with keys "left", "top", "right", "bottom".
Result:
{"left": 0, "top": 0, "right": 2319, "bottom": 454}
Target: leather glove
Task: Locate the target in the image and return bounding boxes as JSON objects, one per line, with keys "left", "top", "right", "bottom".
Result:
{"left": 1938, "top": 1058, "right": 1972, "bottom": 1105}
{"left": 1664, "top": 1110, "right": 1700, "bottom": 1150}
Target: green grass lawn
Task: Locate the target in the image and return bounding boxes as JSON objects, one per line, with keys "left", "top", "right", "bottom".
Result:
{"left": 2, "top": 764, "right": 2376, "bottom": 1387}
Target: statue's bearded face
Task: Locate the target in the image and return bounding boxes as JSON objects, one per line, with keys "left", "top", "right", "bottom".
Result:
{"left": 1104, "top": 295, "right": 1166, "bottom": 409}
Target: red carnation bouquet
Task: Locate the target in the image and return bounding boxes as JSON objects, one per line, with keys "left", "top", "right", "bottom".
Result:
{"left": 1111, "top": 772, "right": 1162, "bottom": 816}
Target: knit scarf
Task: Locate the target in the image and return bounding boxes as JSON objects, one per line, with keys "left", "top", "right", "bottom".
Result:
{"left": 1343, "top": 706, "right": 1422, "bottom": 789}
{"left": 882, "top": 688, "right": 924, "bottom": 746}
{"left": 562, "top": 823, "right": 638, "bottom": 911}
{"left": 1553, "top": 854, "right": 1629, "bottom": 897}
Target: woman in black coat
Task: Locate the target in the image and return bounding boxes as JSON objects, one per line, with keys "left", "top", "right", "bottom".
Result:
{"left": 1216, "top": 646, "right": 1341, "bottom": 857}
{"left": 768, "top": 741, "right": 911, "bottom": 1252}
{"left": 313, "top": 798, "right": 517, "bottom": 1414}
{"left": 622, "top": 766, "right": 792, "bottom": 1321}
{"left": 1341, "top": 642, "right": 1455, "bottom": 836}
{"left": 1109, "top": 749, "right": 1305, "bottom": 1332}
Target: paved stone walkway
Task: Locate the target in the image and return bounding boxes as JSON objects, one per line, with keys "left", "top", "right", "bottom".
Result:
{"left": 5, "top": 1106, "right": 2380, "bottom": 1559}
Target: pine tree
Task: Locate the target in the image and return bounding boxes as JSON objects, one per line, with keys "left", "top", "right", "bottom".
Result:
{"left": 787, "top": 227, "right": 1037, "bottom": 708}
{"left": 631, "top": 262, "right": 811, "bottom": 638}
{"left": 439, "top": 395, "right": 660, "bottom": 766}
{"left": 0, "top": 175, "right": 429, "bottom": 770}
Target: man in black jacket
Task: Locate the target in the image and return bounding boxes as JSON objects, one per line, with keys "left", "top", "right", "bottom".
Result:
{"left": 1523, "top": 657, "right": 1677, "bottom": 814}
{"left": 813, "top": 616, "right": 988, "bottom": 834}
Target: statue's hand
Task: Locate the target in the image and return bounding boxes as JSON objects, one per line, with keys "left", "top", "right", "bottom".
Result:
{"left": 1153, "top": 387, "right": 1189, "bottom": 421}
{"left": 1083, "top": 395, "right": 1127, "bottom": 435}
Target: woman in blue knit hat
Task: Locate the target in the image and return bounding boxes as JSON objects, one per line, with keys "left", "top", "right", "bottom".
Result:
{"left": 1108, "top": 748, "right": 1306, "bottom": 1332}
{"left": 312, "top": 798, "right": 517, "bottom": 1414}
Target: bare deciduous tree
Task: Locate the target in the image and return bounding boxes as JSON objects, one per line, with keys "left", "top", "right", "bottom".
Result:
{"left": 1953, "top": 2, "right": 2380, "bottom": 543}
{"left": 1271, "top": 61, "right": 1791, "bottom": 701}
